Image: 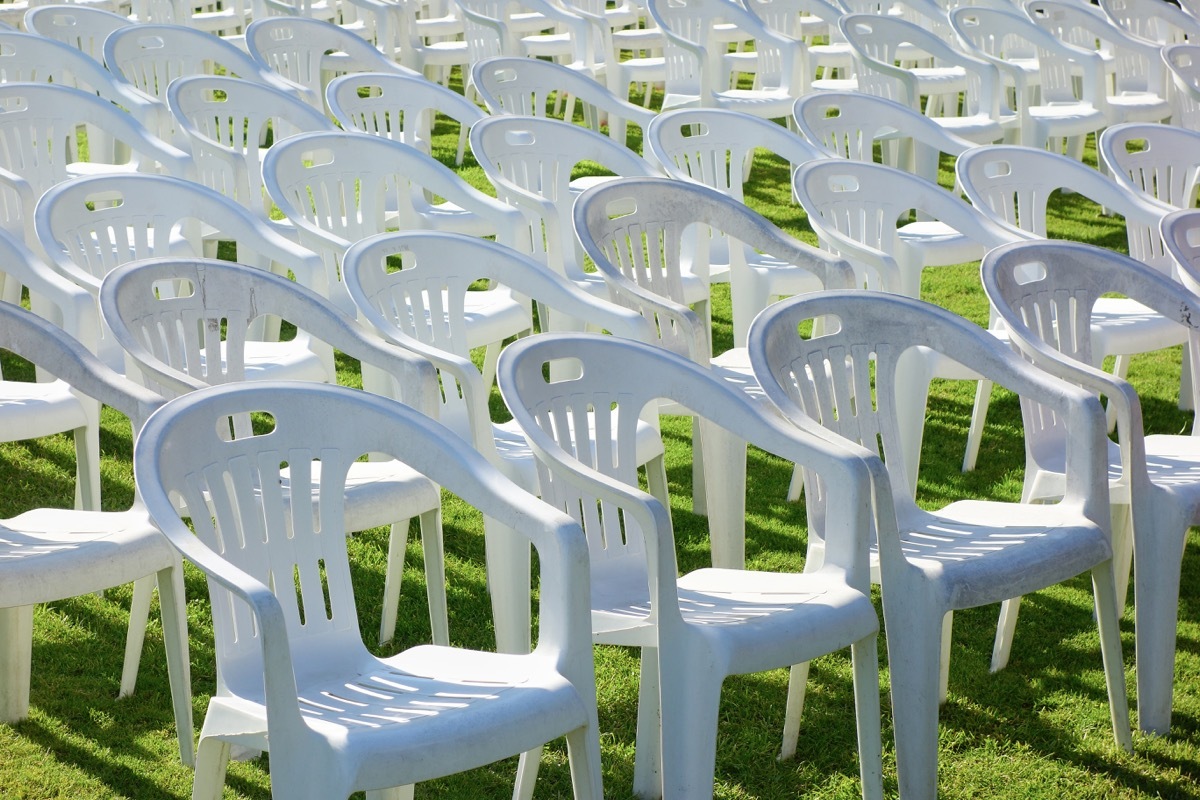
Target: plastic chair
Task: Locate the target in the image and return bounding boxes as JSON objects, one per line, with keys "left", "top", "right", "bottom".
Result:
{"left": 498, "top": 331, "right": 883, "bottom": 800}
{"left": 103, "top": 23, "right": 307, "bottom": 147}
{"left": 1163, "top": 43, "right": 1200, "bottom": 131}
{"left": 23, "top": 4, "right": 133, "bottom": 61}
{"left": 1100, "top": 0, "right": 1200, "bottom": 47}
{"left": 245, "top": 16, "right": 421, "bottom": 113}
{"left": 468, "top": 114, "right": 666, "bottom": 301}
{"left": 983, "top": 235, "right": 1200, "bottom": 736}
{"left": 556, "top": 0, "right": 666, "bottom": 106}
{"left": 469, "top": 55, "right": 657, "bottom": 148}
{"left": 34, "top": 172, "right": 325, "bottom": 371}
{"left": 133, "top": 379, "right": 604, "bottom": 800}
{"left": 129, "top": 0, "right": 251, "bottom": 42}
{"left": 101, "top": 257, "right": 450, "bottom": 647}
{"left": 573, "top": 176, "right": 855, "bottom": 566}
{"left": 838, "top": 13, "right": 1000, "bottom": 136}
{"left": 748, "top": 289, "right": 1134, "bottom": 800}
{"left": 645, "top": 108, "right": 830, "bottom": 344}
{"left": 389, "top": 0, "right": 470, "bottom": 86}
{"left": 950, "top": 5, "right": 1107, "bottom": 157}
{"left": 646, "top": 0, "right": 803, "bottom": 118}
{"left": 342, "top": 230, "right": 661, "bottom": 655}
{"left": 1026, "top": 0, "right": 1171, "bottom": 128}
{"left": 167, "top": 74, "right": 337, "bottom": 227}
{"left": 739, "top": 0, "right": 852, "bottom": 96}
{"left": 793, "top": 90, "right": 984, "bottom": 191}
{"left": 455, "top": 0, "right": 597, "bottom": 76}
{"left": 791, "top": 158, "right": 1022, "bottom": 492}
{"left": 1099, "top": 122, "right": 1200, "bottom": 211}
{"left": 262, "top": 130, "right": 530, "bottom": 321}
{"left": 955, "top": 144, "right": 1185, "bottom": 462}
{"left": 0, "top": 300, "right": 193, "bottom": 767}
{"left": 326, "top": 71, "right": 486, "bottom": 167}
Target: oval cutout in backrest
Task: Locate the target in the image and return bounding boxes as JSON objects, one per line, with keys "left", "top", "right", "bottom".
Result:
{"left": 604, "top": 197, "right": 637, "bottom": 220}
{"left": 83, "top": 191, "right": 124, "bottom": 209}
{"left": 150, "top": 277, "right": 196, "bottom": 299}
{"left": 983, "top": 159, "right": 1012, "bottom": 179}
{"left": 827, "top": 174, "right": 860, "bottom": 193}
{"left": 1012, "top": 258, "right": 1048, "bottom": 285}
{"left": 136, "top": 35, "right": 166, "bottom": 50}
{"left": 302, "top": 147, "right": 336, "bottom": 168}
{"left": 492, "top": 67, "right": 518, "bottom": 84}
{"left": 503, "top": 128, "right": 536, "bottom": 147}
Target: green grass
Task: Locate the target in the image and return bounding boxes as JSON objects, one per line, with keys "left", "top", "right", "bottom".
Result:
{"left": 3, "top": 110, "right": 1200, "bottom": 799}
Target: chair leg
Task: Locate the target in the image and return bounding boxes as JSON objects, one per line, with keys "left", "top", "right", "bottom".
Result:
{"left": 1131, "top": 504, "right": 1189, "bottom": 735}
{"left": 190, "top": 737, "right": 232, "bottom": 800}
{"left": 691, "top": 415, "right": 706, "bottom": 516}
{"left": 74, "top": 421, "right": 102, "bottom": 512}
{"left": 420, "top": 508, "right": 449, "bottom": 647}
{"left": 366, "top": 787, "right": 414, "bottom": 800}
{"left": 632, "top": 646, "right": 662, "bottom": 800}
{"left": 696, "top": 418, "right": 746, "bottom": 569}
{"left": 787, "top": 464, "right": 804, "bottom": 502}
{"left": 157, "top": 564, "right": 195, "bottom": 767}
{"left": 0, "top": 605, "right": 33, "bottom": 722}
{"left": 883, "top": 601, "right": 945, "bottom": 800}
{"left": 657, "top": 655, "right": 722, "bottom": 800}
{"left": 564, "top": 722, "right": 604, "bottom": 800}
{"left": 990, "top": 597, "right": 1022, "bottom": 673}
{"left": 851, "top": 635, "right": 884, "bottom": 800}
{"left": 779, "top": 662, "right": 810, "bottom": 761}
{"left": 1091, "top": 560, "right": 1134, "bottom": 750}
{"left": 513, "top": 746, "right": 543, "bottom": 800}
{"left": 1107, "top": 355, "right": 1130, "bottom": 433}
{"left": 120, "top": 575, "right": 155, "bottom": 698}
{"left": 483, "top": 517, "right": 531, "bottom": 655}
{"left": 893, "top": 346, "right": 935, "bottom": 497}
{"left": 962, "top": 378, "right": 993, "bottom": 473}
{"left": 939, "top": 611, "right": 953, "bottom": 705}
{"left": 1112, "top": 502, "right": 1134, "bottom": 618}
{"left": 379, "top": 520, "right": 411, "bottom": 647}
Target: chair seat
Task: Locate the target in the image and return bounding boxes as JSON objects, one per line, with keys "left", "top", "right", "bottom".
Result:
{"left": 0, "top": 379, "right": 89, "bottom": 441}
{"left": 239, "top": 341, "right": 330, "bottom": 382}
{"left": 1106, "top": 93, "right": 1171, "bottom": 124}
{"left": 903, "top": 500, "right": 1112, "bottom": 608}
{"left": 211, "top": 645, "right": 591, "bottom": 786}
{"left": 592, "top": 566, "right": 878, "bottom": 673}
{"left": 930, "top": 113, "right": 1006, "bottom": 145}
{"left": 0, "top": 508, "right": 173, "bottom": 607}
{"left": 898, "top": 221, "right": 987, "bottom": 267}
{"left": 463, "top": 288, "right": 533, "bottom": 350}
{"left": 1028, "top": 103, "right": 1107, "bottom": 137}
{"left": 288, "top": 459, "right": 442, "bottom": 534}
{"left": 1090, "top": 298, "right": 1189, "bottom": 357}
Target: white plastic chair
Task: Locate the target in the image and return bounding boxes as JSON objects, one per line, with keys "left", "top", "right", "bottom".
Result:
{"left": 103, "top": 22, "right": 307, "bottom": 147}
{"left": 23, "top": 4, "right": 133, "bottom": 62}
{"left": 133, "top": 379, "right": 604, "bottom": 800}
{"left": 748, "top": 289, "right": 1134, "bottom": 800}
{"left": 645, "top": 108, "right": 829, "bottom": 344}
{"left": 167, "top": 74, "right": 337, "bottom": 228}
{"left": 793, "top": 90, "right": 984, "bottom": 190}
{"left": 557, "top": 0, "right": 666, "bottom": 106}
{"left": 455, "top": 0, "right": 597, "bottom": 76}
{"left": 468, "top": 114, "right": 665, "bottom": 301}
{"left": 1100, "top": 0, "right": 1200, "bottom": 47}
{"left": 983, "top": 235, "right": 1200, "bottom": 737}
{"left": 498, "top": 331, "right": 883, "bottom": 800}
{"left": 262, "top": 130, "right": 530, "bottom": 322}
{"left": 791, "top": 158, "right": 1022, "bottom": 492}
{"left": 646, "top": 0, "right": 803, "bottom": 118}
{"left": 129, "top": 0, "right": 251, "bottom": 42}
{"left": 1163, "top": 43, "right": 1200, "bottom": 131}
{"left": 955, "top": 143, "right": 1185, "bottom": 462}
{"left": 101, "top": 256, "right": 451, "bottom": 647}
{"left": 342, "top": 230, "right": 661, "bottom": 655}
{"left": 950, "top": 5, "right": 1107, "bottom": 157}
{"left": 1026, "top": 0, "right": 1171, "bottom": 128}
{"left": 1099, "top": 122, "right": 1200, "bottom": 211}
{"left": 245, "top": 16, "right": 421, "bottom": 113}
{"left": 34, "top": 172, "right": 326, "bottom": 371}
{"left": 326, "top": 71, "right": 486, "bottom": 167}
{"left": 573, "top": 176, "right": 856, "bottom": 567}
{"left": 389, "top": 0, "right": 470, "bottom": 86}
{"left": 0, "top": 299, "right": 193, "bottom": 768}
{"left": 469, "top": 55, "right": 657, "bottom": 148}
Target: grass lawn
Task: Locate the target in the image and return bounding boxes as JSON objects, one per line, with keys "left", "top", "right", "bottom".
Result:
{"left": 2, "top": 111, "right": 1199, "bottom": 799}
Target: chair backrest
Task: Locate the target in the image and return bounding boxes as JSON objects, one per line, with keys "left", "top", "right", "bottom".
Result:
{"left": 1099, "top": 123, "right": 1200, "bottom": 210}
{"left": 343, "top": 230, "right": 650, "bottom": 443}
{"left": 1163, "top": 43, "right": 1200, "bottom": 130}
{"left": 982, "top": 238, "right": 1200, "bottom": 460}
{"left": 0, "top": 83, "right": 192, "bottom": 197}
{"left": 647, "top": 108, "right": 825, "bottom": 202}
{"left": 100, "top": 257, "right": 436, "bottom": 414}
{"left": 1027, "top": 0, "right": 1163, "bottom": 97}
{"left": 1100, "top": 0, "right": 1200, "bottom": 46}
{"left": 245, "top": 16, "right": 416, "bottom": 112}
{"left": 0, "top": 224, "right": 100, "bottom": 353}
{"left": 24, "top": 4, "right": 135, "bottom": 63}
{"left": 167, "top": 74, "right": 336, "bottom": 217}
{"left": 573, "top": 176, "right": 854, "bottom": 360}
{"left": 1161, "top": 208, "right": 1200, "bottom": 299}
{"left": 469, "top": 115, "right": 661, "bottom": 279}
{"left": 263, "top": 130, "right": 527, "bottom": 311}
{"left": 326, "top": 71, "right": 486, "bottom": 154}
{"left": 792, "top": 158, "right": 1017, "bottom": 293}
{"left": 469, "top": 56, "right": 656, "bottom": 145}
{"left": 133, "top": 379, "right": 582, "bottom": 702}
{"left": 956, "top": 144, "right": 1175, "bottom": 274}
{"left": 498, "top": 330, "right": 875, "bottom": 594}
